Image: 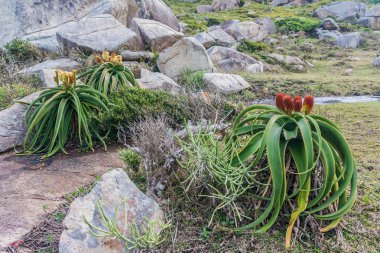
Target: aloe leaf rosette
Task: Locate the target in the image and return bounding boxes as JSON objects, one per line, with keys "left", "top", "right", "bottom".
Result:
{"left": 22, "top": 70, "right": 109, "bottom": 158}
{"left": 78, "top": 51, "right": 138, "bottom": 96}
{"left": 226, "top": 94, "right": 357, "bottom": 248}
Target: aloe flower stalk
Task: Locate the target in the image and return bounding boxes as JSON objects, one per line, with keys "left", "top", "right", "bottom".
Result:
{"left": 303, "top": 95, "right": 314, "bottom": 114}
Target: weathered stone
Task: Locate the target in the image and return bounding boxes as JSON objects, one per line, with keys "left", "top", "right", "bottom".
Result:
{"left": 203, "top": 73, "right": 250, "bottom": 94}
{"left": 245, "top": 63, "right": 264, "bottom": 73}
{"left": 270, "top": 0, "right": 289, "bottom": 7}
{"left": 138, "top": 68, "right": 182, "bottom": 94}
{"left": 120, "top": 50, "right": 154, "bottom": 61}
{"left": 40, "top": 69, "right": 58, "bottom": 88}
{"left": 207, "top": 46, "right": 263, "bottom": 72}
{"left": 211, "top": 0, "right": 240, "bottom": 11}
{"left": 373, "top": 56, "right": 380, "bottom": 67}
{"left": 316, "top": 28, "right": 342, "bottom": 40}
{"left": 19, "top": 58, "right": 81, "bottom": 75}
{"left": 255, "top": 17, "right": 276, "bottom": 35}
{"left": 130, "top": 18, "right": 184, "bottom": 52}
{"left": 59, "top": 168, "right": 165, "bottom": 253}
{"left": 194, "top": 32, "right": 216, "bottom": 48}
{"left": 289, "top": 64, "right": 307, "bottom": 73}
{"left": 157, "top": 37, "right": 213, "bottom": 79}
{"left": 57, "top": 15, "right": 143, "bottom": 53}
{"left": 225, "top": 21, "right": 268, "bottom": 42}
{"left": 197, "top": 5, "right": 215, "bottom": 13}
{"left": 335, "top": 32, "right": 364, "bottom": 48}
{"left": 207, "top": 29, "right": 237, "bottom": 47}
{"left": 313, "top": 1, "right": 367, "bottom": 21}
{"left": 268, "top": 53, "right": 306, "bottom": 66}
{"left": 0, "top": 92, "right": 41, "bottom": 153}
{"left": 0, "top": 0, "right": 180, "bottom": 51}
{"left": 322, "top": 18, "right": 340, "bottom": 30}
{"left": 0, "top": 147, "right": 124, "bottom": 248}
{"left": 357, "top": 16, "right": 380, "bottom": 30}
{"left": 220, "top": 20, "right": 241, "bottom": 29}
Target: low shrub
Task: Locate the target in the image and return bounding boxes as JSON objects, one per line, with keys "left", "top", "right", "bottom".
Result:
{"left": 237, "top": 40, "right": 270, "bottom": 53}
{"left": 0, "top": 83, "right": 38, "bottom": 110}
{"left": 119, "top": 149, "right": 141, "bottom": 171}
{"left": 179, "top": 70, "right": 206, "bottom": 92}
{"left": 4, "top": 39, "right": 42, "bottom": 62}
{"left": 275, "top": 17, "right": 320, "bottom": 33}
{"left": 22, "top": 70, "right": 109, "bottom": 158}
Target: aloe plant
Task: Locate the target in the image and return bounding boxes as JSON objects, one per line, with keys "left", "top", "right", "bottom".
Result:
{"left": 225, "top": 94, "right": 357, "bottom": 248}
{"left": 78, "top": 51, "right": 138, "bottom": 96}
{"left": 22, "top": 70, "right": 109, "bottom": 158}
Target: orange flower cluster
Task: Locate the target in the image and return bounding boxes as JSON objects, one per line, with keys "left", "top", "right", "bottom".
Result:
{"left": 96, "top": 51, "right": 122, "bottom": 65}
{"left": 275, "top": 93, "right": 314, "bottom": 114}
{"left": 54, "top": 69, "right": 77, "bottom": 88}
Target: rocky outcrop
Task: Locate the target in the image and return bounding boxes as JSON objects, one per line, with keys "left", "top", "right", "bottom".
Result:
{"left": 194, "top": 29, "right": 237, "bottom": 48}
{"left": 0, "top": 92, "right": 41, "bottom": 153}
{"left": 0, "top": 0, "right": 179, "bottom": 51}
{"left": 357, "top": 6, "right": 380, "bottom": 30}
{"left": 335, "top": 32, "right": 364, "bottom": 48}
{"left": 57, "top": 15, "right": 143, "bottom": 53}
{"left": 225, "top": 20, "right": 272, "bottom": 42}
{"left": 322, "top": 18, "right": 340, "bottom": 30}
{"left": 268, "top": 53, "right": 310, "bottom": 72}
{"left": 120, "top": 50, "right": 154, "bottom": 61}
{"left": 211, "top": 0, "right": 240, "bottom": 11}
{"left": 203, "top": 73, "right": 250, "bottom": 94}
{"left": 207, "top": 46, "right": 264, "bottom": 72}
{"left": 130, "top": 18, "right": 184, "bottom": 52}
{"left": 138, "top": 68, "right": 182, "bottom": 94}
{"left": 59, "top": 168, "right": 165, "bottom": 253}
{"left": 313, "top": 1, "right": 367, "bottom": 21}
{"left": 316, "top": 29, "right": 342, "bottom": 39}
{"left": 157, "top": 37, "right": 213, "bottom": 79}
{"left": 194, "top": 32, "right": 216, "bottom": 48}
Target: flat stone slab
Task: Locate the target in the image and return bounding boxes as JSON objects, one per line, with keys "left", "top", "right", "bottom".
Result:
{"left": 203, "top": 73, "right": 250, "bottom": 94}
{"left": 19, "top": 58, "right": 80, "bottom": 76}
{"left": 0, "top": 147, "right": 124, "bottom": 249}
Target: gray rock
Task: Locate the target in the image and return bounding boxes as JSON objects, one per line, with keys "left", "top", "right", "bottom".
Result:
{"left": 194, "top": 32, "right": 216, "bottom": 49}
{"left": 57, "top": 15, "right": 143, "bottom": 53}
{"left": 289, "top": 64, "right": 307, "bottom": 73}
{"left": 19, "top": 58, "right": 81, "bottom": 75}
{"left": 120, "top": 50, "right": 154, "bottom": 61}
{"left": 197, "top": 5, "right": 215, "bottom": 13}
{"left": 255, "top": 17, "right": 276, "bottom": 35}
{"left": 59, "top": 168, "right": 165, "bottom": 253}
{"left": 373, "top": 56, "right": 380, "bottom": 67}
{"left": 316, "top": 28, "right": 342, "bottom": 40}
{"left": 220, "top": 20, "right": 241, "bottom": 29}
{"left": 313, "top": 1, "right": 367, "bottom": 21}
{"left": 1, "top": 0, "right": 180, "bottom": 51}
{"left": 130, "top": 18, "right": 184, "bottom": 52}
{"left": 40, "top": 69, "right": 57, "bottom": 88}
{"left": 211, "top": 0, "right": 240, "bottom": 11}
{"left": 245, "top": 63, "right": 264, "bottom": 73}
{"left": 207, "top": 29, "right": 237, "bottom": 47}
{"left": 138, "top": 68, "right": 182, "bottom": 94}
{"left": 335, "top": 32, "right": 364, "bottom": 48}
{"left": 157, "top": 37, "right": 213, "bottom": 79}
{"left": 0, "top": 92, "right": 41, "bottom": 153}
{"left": 268, "top": 53, "right": 306, "bottom": 66}
{"left": 322, "top": 18, "right": 340, "bottom": 30}
{"left": 357, "top": 16, "right": 380, "bottom": 30}
{"left": 271, "top": 0, "right": 289, "bottom": 7}
{"left": 225, "top": 21, "right": 268, "bottom": 42}
{"left": 203, "top": 73, "right": 250, "bottom": 94}
{"left": 208, "top": 25, "right": 222, "bottom": 32}
{"left": 207, "top": 46, "right": 263, "bottom": 72}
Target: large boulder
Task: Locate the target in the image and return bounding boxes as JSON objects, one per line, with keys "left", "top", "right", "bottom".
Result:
{"left": 130, "top": 18, "right": 184, "bottom": 51}
{"left": 19, "top": 58, "right": 81, "bottom": 75}
{"left": 0, "top": 0, "right": 179, "bottom": 51}
{"left": 322, "top": 18, "right": 340, "bottom": 30}
{"left": 120, "top": 50, "right": 154, "bottom": 61}
{"left": 357, "top": 6, "right": 380, "bottom": 29}
{"left": 59, "top": 168, "right": 165, "bottom": 253}
{"left": 268, "top": 53, "right": 310, "bottom": 72}
{"left": 194, "top": 32, "right": 216, "bottom": 48}
{"left": 138, "top": 68, "right": 182, "bottom": 94}
{"left": 157, "top": 37, "right": 213, "bottom": 80}
{"left": 203, "top": 73, "right": 250, "bottom": 94}
{"left": 197, "top": 5, "right": 215, "bottom": 13}
{"left": 335, "top": 32, "right": 364, "bottom": 48}
{"left": 0, "top": 92, "right": 41, "bottom": 153}
{"left": 57, "top": 15, "right": 143, "bottom": 53}
{"left": 316, "top": 28, "right": 342, "bottom": 39}
{"left": 224, "top": 21, "right": 269, "bottom": 42}
{"left": 211, "top": 0, "right": 240, "bottom": 11}
{"left": 313, "top": 1, "right": 367, "bottom": 21}
{"left": 207, "top": 46, "right": 263, "bottom": 72}
{"left": 207, "top": 29, "right": 237, "bottom": 47}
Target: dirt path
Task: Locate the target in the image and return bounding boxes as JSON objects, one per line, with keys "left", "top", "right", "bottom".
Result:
{"left": 0, "top": 146, "right": 124, "bottom": 250}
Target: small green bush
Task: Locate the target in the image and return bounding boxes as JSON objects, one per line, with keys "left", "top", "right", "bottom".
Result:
{"left": 179, "top": 70, "right": 205, "bottom": 92}
{"left": 0, "top": 83, "right": 38, "bottom": 110}
{"left": 237, "top": 40, "right": 270, "bottom": 53}
{"left": 4, "top": 39, "right": 42, "bottom": 62}
{"left": 119, "top": 149, "right": 141, "bottom": 171}
{"left": 275, "top": 17, "right": 320, "bottom": 33}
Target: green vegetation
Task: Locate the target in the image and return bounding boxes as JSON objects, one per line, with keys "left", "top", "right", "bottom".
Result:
{"left": 78, "top": 51, "right": 137, "bottom": 96}
{"left": 237, "top": 40, "right": 270, "bottom": 53}
{"left": 4, "top": 39, "right": 42, "bottom": 62}
{"left": 275, "top": 17, "right": 321, "bottom": 33}
{"left": 119, "top": 149, "right": 141, "bottom": 171}
{"left": 22, "top": 70, "right": 109, "bottom": 158}
{"left": 0, "top": 83, "right": 38, "bottom": 110}
{"left": 179, "top": 70, "right": 206, "bottom": 92}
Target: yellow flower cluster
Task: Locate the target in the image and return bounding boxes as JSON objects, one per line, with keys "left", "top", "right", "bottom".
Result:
{"left": 54, "top": 70, "right": 77, "bottom": 88}
{"left": 96, "top": 51, "right": 122, "bottom": 65}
